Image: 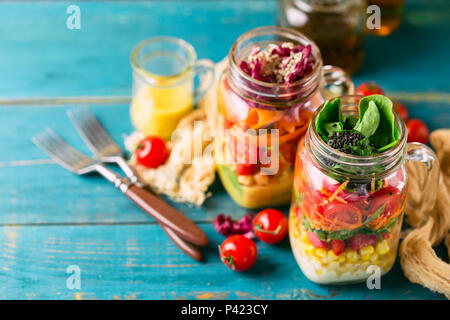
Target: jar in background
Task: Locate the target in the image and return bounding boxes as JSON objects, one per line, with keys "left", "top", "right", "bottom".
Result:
{"left": 278, "top": 0, "right": 366, "bottom": 75}
{"left": 216, "top": 27, "right": 353, "bottom": 209}
{"left": 289, "top": 95, "right": 439, "bottom": 284}
{"left": 366, "top": 0, "right": 404, "bottom": 36}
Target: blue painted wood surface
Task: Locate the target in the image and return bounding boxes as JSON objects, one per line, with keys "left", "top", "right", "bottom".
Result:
{"left": 0, "top": 1, "right": 448, "bottom": 299}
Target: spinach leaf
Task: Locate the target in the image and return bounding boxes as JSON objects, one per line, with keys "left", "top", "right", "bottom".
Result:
{"left": 359, "top": 95, "right": 396, "bottom": 148}
{"left": 343, "top": 115, "right": 358, "bottom": 130}
{"left": 378, "top": 138, "right": 399, "bottom": 152}
{"left": 349, "top": 136, "right": 378, "bottom": 156}
{"left": 354, "top": 100, "right": 380, "bottom": 138}
{"left": 316, "top": 98, "right": 343, "bottom": 141}
{"left": 324, "top": 122, "right": 344, "bottom": 136}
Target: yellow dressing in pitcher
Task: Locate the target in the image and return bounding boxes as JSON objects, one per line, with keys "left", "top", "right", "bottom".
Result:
{"left": 130, "top": 79, "right": 193, "bottom": 140}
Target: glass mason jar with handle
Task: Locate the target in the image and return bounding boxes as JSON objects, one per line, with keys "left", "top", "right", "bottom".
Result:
{"left": 130, "top": 37, "right": 214, "bottom": 140}
{"left": 289, "top": 95, "right": 439, "bottom": 284}
{"left": 216, "top": 26, "right": 354, "bottom": 209}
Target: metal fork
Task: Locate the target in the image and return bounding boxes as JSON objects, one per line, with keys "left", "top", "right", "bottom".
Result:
{"left": 67, "top": 108, "right": 139, "bottom": 184}
{"left": 67, "top": 108, "right": 203, "bottom": 261}
{"left": 32, "top": 128, "right": 208, "bottom": 261}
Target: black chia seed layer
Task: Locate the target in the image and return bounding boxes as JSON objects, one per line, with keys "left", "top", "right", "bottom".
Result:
{"left": 327, "top": 131, "right": 365, "bottom": 154}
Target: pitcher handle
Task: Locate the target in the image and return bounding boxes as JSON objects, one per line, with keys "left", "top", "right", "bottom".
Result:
{"left": 321, "top": 65, "right": 354, "bottom": 100}
{"left": 193, "top": 59, "right": 215, "bottom": 105}
{"left": 406, "top": 142, "right": 440, "bottom": 220}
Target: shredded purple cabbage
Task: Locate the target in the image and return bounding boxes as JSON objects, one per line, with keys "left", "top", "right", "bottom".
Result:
{"left": 239, "top": 42, "right": 315, "bottom": 84}
{"left": 213, "top": 213, "right": 255, "bottom": 239}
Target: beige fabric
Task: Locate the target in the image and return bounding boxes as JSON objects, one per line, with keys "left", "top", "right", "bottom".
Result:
{"left": 401, "top": 129, "right": 450, "bottom": 298}
{"left": 400, "top": 218, "right": 450, "bottom": 298}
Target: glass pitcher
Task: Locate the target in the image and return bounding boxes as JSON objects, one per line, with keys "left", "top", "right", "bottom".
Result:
{"left": 130, "top": 37, "right": 214, "bottom": 140}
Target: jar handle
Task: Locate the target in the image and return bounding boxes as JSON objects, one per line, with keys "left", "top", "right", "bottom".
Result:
{"left": 193, "top": 59, "right": 215, "bottom": 105}
{"left": 321, "top": 65, "right": 354, "bottom": 100}
{"left": 405, "top": 142, "right": 440, "bottom": 219}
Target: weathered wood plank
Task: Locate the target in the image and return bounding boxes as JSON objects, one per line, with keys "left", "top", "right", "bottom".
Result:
{"left": 0, "top": 224, "right": 445, "bottom": 300}
{"left": 0, "top": 1, "right": 449, "bottom": 99}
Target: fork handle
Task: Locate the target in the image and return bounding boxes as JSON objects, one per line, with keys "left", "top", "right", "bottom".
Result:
{"left": 160, "top": 223, "right": 202, "bottom": 261}
{"left": 94, "top": 164, "right": 208, "bottom": 247}
{"left": 124, "top": 184, "right": 209, "bottom": 247}
{"left": 112, "top": 156, "right": 140, "bottom": 185}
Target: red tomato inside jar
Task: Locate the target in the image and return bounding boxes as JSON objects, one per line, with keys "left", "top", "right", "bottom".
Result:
{"left": 216, "top": 26, "right": 353, "bottom": 209}
{"left": 289, "top": 95, "right": 439, "bottom": 284}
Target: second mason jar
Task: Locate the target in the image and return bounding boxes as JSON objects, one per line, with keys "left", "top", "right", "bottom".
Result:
{"left": 216, "top": 26, "right": 353, "bottom": 209}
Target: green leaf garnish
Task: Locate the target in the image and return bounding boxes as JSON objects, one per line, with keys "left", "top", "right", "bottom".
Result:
{"left": 358, "top": 95, "right": 396, "bottom": 148}
{"left": 343, "top": 115, "right": 359, "bottom": 130}
{"left": 354, "top": 100, "right": 380, "bottom": 138}
{"left": 324, "top": 122, "right": 344, "bottom": 136}
{"left": 316, "top": 98, "right": 343, "bottom": 141}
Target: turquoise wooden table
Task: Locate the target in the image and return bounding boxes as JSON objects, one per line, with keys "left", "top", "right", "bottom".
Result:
{"left": 0, "top": 1, "right": 449, "bottom": 300}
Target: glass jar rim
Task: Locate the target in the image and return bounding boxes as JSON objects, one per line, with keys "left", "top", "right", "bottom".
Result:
{"left": 130, "top": 36, "right": 197, "bottom": 86}
{"left": 306, "top": 95, "right": 407, "bottom": 179}
{"left": 229, "top": 26, "right": 323, "bottom": 90}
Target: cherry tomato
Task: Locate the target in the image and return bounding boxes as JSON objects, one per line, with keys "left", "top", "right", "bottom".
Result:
{"left": 280, "top": 143, "right": 296, "bottom": 164}
{"left": 322, "top": 203, "right": 362, "bottom": 231}
{"left": 307, "top": 232, "right": 329, "bottom": 249}
{"left": 135, "top": 136, "right": 169, "bottom": 168}
{"left": 406, "top": 119, "right": 429, "bottom": 144}
{"left": 253, "top": 209, "right": 288, "bottom": 244}
{"left": 235, "top": 163, "right": 258, "bottom": 176}
{"left": 355, "top": 82, "right": 384, "bottom": 96}
{"left": 366, "top": 186, "right": 401, "bottom": 228}
{"left": 346, "top": 234, "right": 379, "bottom": 251}
{"left": 330, "top": 239, "right": 346, "bottom": 256}
{"left": 224, "top": 118, "right": 235, "bottom": 129}
{"left": 219, "top": 235, "right": 257, "bottom": 271}
{"left": 393, "top": 101, "right": 409, "bottom": 122}
{"left": 228, "top": 136, "right": 259, "bottom": 165}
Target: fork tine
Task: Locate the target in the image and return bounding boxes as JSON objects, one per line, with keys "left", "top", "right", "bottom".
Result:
{"left": 32, "top": 132, "right": 78, "bottom": 172}
{"left": 32, "top": 129, "right": 92, "bottom": 173}
{"left": 68, "top": 108, "right": 120, "bottom": 154}
{"left": 45, "top": 128, "right": 87, "bottom": 161}
{"left": 82, "top": 108, "right": 113, "bottom": 143}
{"left": 45, "top": 128, "right": 80, "bottom": 165}
{"left": 68, "top": 109, "right": 104, "bottom": 152}
{"left": 81, "top": 110, "right": 113, "bottom": 149}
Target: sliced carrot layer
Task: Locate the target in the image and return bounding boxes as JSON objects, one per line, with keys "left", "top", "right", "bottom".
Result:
{"left": 244, "top": 108, "right": 283, "bottom": 129}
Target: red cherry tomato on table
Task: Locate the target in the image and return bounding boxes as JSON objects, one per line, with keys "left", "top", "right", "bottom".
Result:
{"left": 135, "top": 136, "right": 169, "bottom": 168}
{"left": 219, "top": 235, "right": 257, "bottom": 271}
{"left": 355, "top": 82, "right": 384, "bottom": 96}
{"left": 253, "top": 209, "right": 288, "bottom": 244}
{"left": 406, "top": 119, "right": 429, "bottom": 144}
{"left": 393, "top": 101, "right": 409, "bottom": 122}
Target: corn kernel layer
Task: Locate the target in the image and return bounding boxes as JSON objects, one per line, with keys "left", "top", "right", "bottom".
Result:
{"left": 290, "top": 213, "right": 397, "bottom": 281}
